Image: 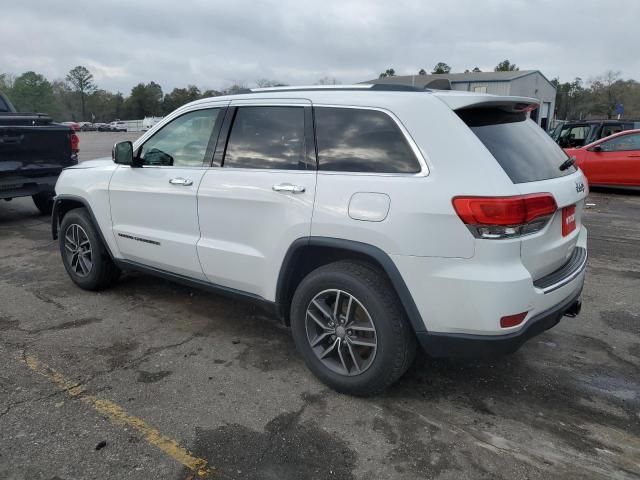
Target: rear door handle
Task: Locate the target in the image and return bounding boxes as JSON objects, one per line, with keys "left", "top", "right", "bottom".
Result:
{"left": 169, "top": 177, "right": 193, "bottom": 186}
{"left": 273, "top": 183, "right": 305, "bottom": 193}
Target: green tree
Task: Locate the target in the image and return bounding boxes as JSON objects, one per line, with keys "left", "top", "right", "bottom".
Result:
{"left": 494, "top": 60, "right": 519, "bottom": 72}
{"left": 66, "top": 66, "right": 96, "bottom": 121}
{"left": 86, "top": 89, "right": 125, "bottom": 122}
{"left": 124, "top": 81, "right": 163, "bottom": 118}
{"left": 418, "top": 69, "right": 427, "bottom": 75}
{"left": 163, "top": 85, "right": 201, "bottom": 114}
{"left": 379, "top": 68, "right": 395, "bottom": 78}
{"left": 201, "top": 89, "right": 222, "bottom": 98}
{"left": 472, "top": 67, "right": 482, "bottom": 72}
{"left": 10, "top": 71, "right": 56, "bottom": 114}
{"left": 431, "top": 62, "right": 451, "bottom": 74}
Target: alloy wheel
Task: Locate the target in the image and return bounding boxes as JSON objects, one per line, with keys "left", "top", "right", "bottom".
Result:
{"left": 305, "top": 289, "right": 378, "bottom": 376}
{"left": 64, "top": 224, "right": 93, "bottom": 277}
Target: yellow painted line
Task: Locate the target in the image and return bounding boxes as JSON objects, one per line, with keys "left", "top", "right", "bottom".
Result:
{"left": 23, "top": 353, "right": 213, "bottom": 479}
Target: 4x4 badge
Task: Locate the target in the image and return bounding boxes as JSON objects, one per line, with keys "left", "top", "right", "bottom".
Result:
{"left": 575, "top": 181, "right": 585, "bottom": 193}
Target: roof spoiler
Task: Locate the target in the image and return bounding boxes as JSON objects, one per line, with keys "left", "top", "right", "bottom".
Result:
{"left": 435, "top": 94, "right": 540, "bottom": 112}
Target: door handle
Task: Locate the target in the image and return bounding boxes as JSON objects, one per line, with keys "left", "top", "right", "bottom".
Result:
{"left": 273, "top": 183, "right": 305, "bottom": 193}
{"left": 169, "top": 177, "right": 193, "bottom": 186}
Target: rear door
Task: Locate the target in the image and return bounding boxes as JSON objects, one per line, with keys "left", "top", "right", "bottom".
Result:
{"left": 196, "top": 100, "right": 316, "bottom": 299}
{"left": 109, "top": 106, "right": 224, "bottom": 279}
{"left": 459, "top": 107, "right": 588, "bottom": 280}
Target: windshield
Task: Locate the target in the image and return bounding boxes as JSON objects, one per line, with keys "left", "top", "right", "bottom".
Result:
{"left": 458, "top": 108, "right": 576, "bottom": 184}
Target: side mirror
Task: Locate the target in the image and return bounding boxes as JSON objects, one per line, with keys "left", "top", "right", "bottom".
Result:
{"left": 112, "top": 141, "right": 135, "bottom": 165}
{"left": 589, "top": 144, "right": 603, "bottom": 152}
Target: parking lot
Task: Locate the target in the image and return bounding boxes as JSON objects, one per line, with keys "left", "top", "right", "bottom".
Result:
{"left": 1, "top": 133, "right": 639, "bottom": 480}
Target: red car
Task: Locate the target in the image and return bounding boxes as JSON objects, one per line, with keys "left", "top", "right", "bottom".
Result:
{"left": 565, "top": 129, "right": 640, "bottom": 187}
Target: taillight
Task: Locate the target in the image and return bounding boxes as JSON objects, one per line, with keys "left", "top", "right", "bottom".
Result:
{"left": 452, "top": 193, "right": 557, "bottom": 239}
{"left": 70, "top": 133, "right": 79, "bottom": 154}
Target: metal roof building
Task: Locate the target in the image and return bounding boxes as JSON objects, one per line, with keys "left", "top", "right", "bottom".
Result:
{"left": 364, "top": 70, "right": 556, "bottom": 130}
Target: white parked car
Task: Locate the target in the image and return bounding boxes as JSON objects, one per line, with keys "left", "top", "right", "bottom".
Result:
{"left": 109, "top": 121, "right": 127, "bottom": 132}
{"left": 52, "top": 85, "right": 587, "bottom": 395}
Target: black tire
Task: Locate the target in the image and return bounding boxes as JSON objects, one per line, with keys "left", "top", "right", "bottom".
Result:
{"left": 32, "top": 192, "right": 54, "bottom": 215}
{"left": 59, "top": 208, "right": 120, "bottom": 290}
{"left": 290, "top": 260, "right": 416, "bottom": 396}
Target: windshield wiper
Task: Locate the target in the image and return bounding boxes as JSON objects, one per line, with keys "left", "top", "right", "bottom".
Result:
{"left": 559, "top": 156, "right": 576, "bottom": 171}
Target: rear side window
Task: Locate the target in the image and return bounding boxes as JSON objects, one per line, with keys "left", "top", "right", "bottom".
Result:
{"left": 0, "top": 96, "right": 8, "bottom": 112}
{"left": 458, "top": 108, "right": 575, "bottom": 184}
{"left": 224, "top": 106, "right": 306, "bottom": 170}
{"left": 314, "top": 107, "right": 420, "bottom": 173}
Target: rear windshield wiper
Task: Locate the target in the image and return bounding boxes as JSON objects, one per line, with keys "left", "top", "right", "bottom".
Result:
{"left": 559, "top": 156, "right": 576, "bottom": 171}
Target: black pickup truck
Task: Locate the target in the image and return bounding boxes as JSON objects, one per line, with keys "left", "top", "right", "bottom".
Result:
{"left": 1, "top": 91, "right": 79, "bottom": 214}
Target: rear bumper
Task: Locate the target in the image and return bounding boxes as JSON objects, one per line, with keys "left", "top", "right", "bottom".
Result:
{"left": 417, "top": 284, "right": 583, "bottom": 358}
{"left": 0, "top": 175, "right": 58, "bottom": 199}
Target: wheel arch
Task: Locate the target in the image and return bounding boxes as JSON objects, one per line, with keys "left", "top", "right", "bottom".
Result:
{"left": 275, "top": 237, "right": 426, "bottom": 333}
{"left": 52, "top": 194, "right": 115, "bottom": 259}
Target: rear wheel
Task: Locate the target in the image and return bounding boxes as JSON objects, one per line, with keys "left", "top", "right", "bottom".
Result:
{"left": 290, "top": 260, "right": 416, "bottom": 396}
{"left": 32, "top": 192, "right": 54, "bottom": 215}
{"left": 59, "top": 208, "right": 120, "bottom": 290}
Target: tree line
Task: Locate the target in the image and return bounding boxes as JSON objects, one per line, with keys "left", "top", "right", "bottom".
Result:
{"left": 2, "top": 63, "right": 638, "bottom": 122}
{"left": 379, "top": 60, "right": 639, "bottom": 119}
{"left": 0, "top": 66, "right": 291, "bottom": 122}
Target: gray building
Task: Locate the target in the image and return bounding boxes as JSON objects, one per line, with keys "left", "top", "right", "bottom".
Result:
{"left": 364, "top": 70, "right": 557, "bottom": 130}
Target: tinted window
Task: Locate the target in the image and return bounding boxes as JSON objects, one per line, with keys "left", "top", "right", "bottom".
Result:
{"left": 599, "top": 133, "right": 640, "bottom": 152}
{"left": 0, "top": 95, "right": 8, "bottom": 112}
{"left": 224, "top": 106, "right": 306, "bottom": 169}
{"left": 458, "top": 108, "right": 575, "bottom": 184}
{"left": 139, "top": 108, "right": 219, "bottom": 167}
{"left": 315, "top": 107, "right": 420, "bottom": 173}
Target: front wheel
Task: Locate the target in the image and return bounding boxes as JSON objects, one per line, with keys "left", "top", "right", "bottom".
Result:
{"left": 59, "top": 208, "right": 120, "bottom": 290}
{"left": 290, "top": 260, "right": 416, "bottom": 396}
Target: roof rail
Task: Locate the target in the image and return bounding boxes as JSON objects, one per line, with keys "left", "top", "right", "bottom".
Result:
{"left": 227, "top": 84, "right": 428, "bottom": 95}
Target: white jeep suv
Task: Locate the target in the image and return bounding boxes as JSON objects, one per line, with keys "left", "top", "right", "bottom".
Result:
{"left": 52, "top": 85, "right": 587, "bottom": 395}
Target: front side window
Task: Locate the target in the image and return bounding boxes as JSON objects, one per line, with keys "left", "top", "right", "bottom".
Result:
{"left": 223, "top": 106, "right": 306, "bottom": 170}
{"left": 558, "top": 125, "right": 590, "bottom": 148}
{"left": 599, "top": 133, "right": 640, "bottom": 152}
{"left": 139, "top": 108, "right": 219, "bottom": 167}
{"left": 314, "top": 107, "right": 420, "bottom": 173}
{"left": 601, "top": 125, "right": 623, "bottom": 138}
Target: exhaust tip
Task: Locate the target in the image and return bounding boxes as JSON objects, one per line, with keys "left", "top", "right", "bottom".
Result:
{"left": 564, "top": 299, "right": 582, "bottom": 318}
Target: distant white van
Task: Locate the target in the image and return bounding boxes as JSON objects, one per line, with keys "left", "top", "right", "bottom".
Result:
{"left": 142, "top": 116, "right": 163, "bottom": 131}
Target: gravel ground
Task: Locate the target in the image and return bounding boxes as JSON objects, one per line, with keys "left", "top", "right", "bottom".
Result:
{"left": 0, "top": 133, "right": 639, "bottom": 479}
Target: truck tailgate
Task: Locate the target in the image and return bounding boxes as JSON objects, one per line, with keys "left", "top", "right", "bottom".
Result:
{"left": 0, "top": 126, "right": 75, "bottom": 179}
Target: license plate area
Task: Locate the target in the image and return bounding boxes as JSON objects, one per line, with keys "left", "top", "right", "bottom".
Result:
{"left": 562, "top": 205, "right": 576, "bottom": 236}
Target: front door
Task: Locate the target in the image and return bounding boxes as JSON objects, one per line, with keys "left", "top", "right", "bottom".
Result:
{"left": 197, "top": 101, "right": 316, "bottom": 300}
{"left": 584, "top": 132, "right": 640, "bottom": 185}
{"left": 109, "top": 106, "right": 224, "bottom": 279}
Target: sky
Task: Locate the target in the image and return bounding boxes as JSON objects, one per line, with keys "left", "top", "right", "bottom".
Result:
{"left": 1, "top": 0, "right": 639, "bottom": 94}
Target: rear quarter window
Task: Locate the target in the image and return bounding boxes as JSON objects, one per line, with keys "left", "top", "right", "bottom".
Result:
{"left": 314, "top": 107, "right": 421, "bottom": 173}
{"left": 458, "top": 108, "right": 575, "bottom": 184}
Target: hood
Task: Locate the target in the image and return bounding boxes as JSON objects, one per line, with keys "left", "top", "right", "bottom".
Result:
{"left": 67, "top": 157, "right": 114, "bottom": 169}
